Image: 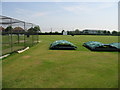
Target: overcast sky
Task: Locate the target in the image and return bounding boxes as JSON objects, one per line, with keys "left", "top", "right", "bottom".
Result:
{"left": 2, "top": 1, "right": 118, "bottom": 32}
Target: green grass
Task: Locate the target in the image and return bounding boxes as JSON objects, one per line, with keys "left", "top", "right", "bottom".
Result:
{"left": 2, "top": 35, "right": 118, "bottom": 88}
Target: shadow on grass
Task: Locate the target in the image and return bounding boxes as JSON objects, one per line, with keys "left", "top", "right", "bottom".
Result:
{"left": 49, "top": 48, "right": 77, "bottom": 50}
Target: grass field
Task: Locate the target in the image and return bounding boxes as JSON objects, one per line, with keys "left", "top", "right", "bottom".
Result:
{"left": 2, "top": 35, "right": 118, "bottom": 88}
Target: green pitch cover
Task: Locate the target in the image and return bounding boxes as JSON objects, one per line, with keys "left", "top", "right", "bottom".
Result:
{"left": 83, "top": 41, "right": 120, "bottom": 51}
{"left": 49, "top": 40, "right": 77, "bottom": 50}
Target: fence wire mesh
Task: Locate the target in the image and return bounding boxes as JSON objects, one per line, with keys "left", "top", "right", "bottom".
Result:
{"left": 0, "top": 15, "right": 39, "bottom": 55}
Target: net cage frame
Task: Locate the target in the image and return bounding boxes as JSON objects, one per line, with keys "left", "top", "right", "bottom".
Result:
{"left": 0, "top": 15, "right": 39, "bottom": 55}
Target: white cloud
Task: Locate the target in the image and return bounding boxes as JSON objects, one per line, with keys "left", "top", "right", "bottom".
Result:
{"left": 62, "top": 5, "right": 94, "bottom": 14}
{"left": 14, "top": 8, "right": 49, "bottom": 24}
{"left": 62, "top": 3, "right": 116, "bottom": 14}
{"left": 63, "top": 5, "right": 89, "bottom": 12}
{"left": 98, "top": 3, "right": 117, "bottom": 9}
{"left": 32, "top": 12, "right": 48, "bottom": 17}
{"left": 16, "top": 8, "right": 48, "bottom": 17}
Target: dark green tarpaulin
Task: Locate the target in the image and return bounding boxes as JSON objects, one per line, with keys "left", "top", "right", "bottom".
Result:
{"left": 49, "top": 40, "right": 77, "bottom": 50}
{"left": 109, "top": 43, "right": 120, "bottom": 49}
{"left": 83, "top": 41, "right": 120, "bottom": 51}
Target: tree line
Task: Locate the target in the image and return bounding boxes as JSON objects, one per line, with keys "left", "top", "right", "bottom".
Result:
{"left": 66, "top": 29, "right": 120, "bottom": 36}
{"left": 1, "top": 26, "right": 41, "bottom": 35}
{"left": 39, "top": 29, "right": 120, "bottom": 36}
{"left": 1, "top": 26, "right": 120, "bottom": 36}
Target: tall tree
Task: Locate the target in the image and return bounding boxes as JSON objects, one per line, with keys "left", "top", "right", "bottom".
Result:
{"left": 107, "top": 31, "right": 111, "bottom": 35}
{"left": 103, "top": 30, "right": 107, "bottom": 35}
{"left": 112, "top": 31, "right": 118, "bottom": 35}
{"left": 34, "top": 26, "right": 41, "bottom": 32}
{"left": 5, "top": 26, "right": 13, "bottom": 32}
{"left": 75, "top": 29, "right": 80, "bottom": 34}
{"left": 28, "top": 27, "right": 34, "bottom": 33}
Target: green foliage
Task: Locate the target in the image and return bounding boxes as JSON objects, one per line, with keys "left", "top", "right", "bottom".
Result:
{"left": 103, "top": 30, "right": 107, "bottom": 34}
{"left": 112, "top": 31, "right": 118, "bottom": 35}
{"left": 107, "top": 31, "right": 111, "bottom": 34}
{"left": 28, "top": 26, "right": 41, "bottom": 33}
{"left": 5, "top": 26, "right": 13, "bottom": 32}
{"left": 55, "top": 31, "right": 58, "bottom": 33}
{"left": 75, "top": 29, "right": 80, "bottom": 34}
{"left": 28, "top": 27, "right": 34, "bottom": 33}
{"left": 34, "top": 26, "right": 41, "bottom": 32}
{"left": 118, "top": 32, "right": 120, "bottom": 36}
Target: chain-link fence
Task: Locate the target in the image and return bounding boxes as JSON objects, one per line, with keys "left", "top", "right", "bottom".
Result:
{"left": 0, "top": 15, "right": 40, "bottom": 55}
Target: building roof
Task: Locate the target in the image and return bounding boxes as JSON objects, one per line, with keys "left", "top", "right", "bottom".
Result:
{"left": 0, "top": 26, "right": 5, "bottom": 30}
{"left": 13, "top": 27, "right": 24, "bottom": 31}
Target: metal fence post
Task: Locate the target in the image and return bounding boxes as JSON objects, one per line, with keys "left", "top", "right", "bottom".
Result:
{"left": 32, "top": 24, "right": 33, "bottom": 46}
{"left": 10, "top": 18, "right": 13, "bottom": 52}
{"left": 37, "top": 31, "right": 39, "bottom": 43}
{"left": 24, "top": 22, "right": 26, "bottom": 48}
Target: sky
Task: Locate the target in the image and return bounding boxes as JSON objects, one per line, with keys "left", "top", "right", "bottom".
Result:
{"left": 1, "top": 1, "right": 118, "bottom": 32}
